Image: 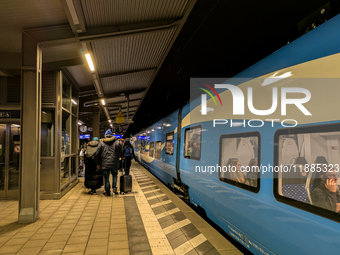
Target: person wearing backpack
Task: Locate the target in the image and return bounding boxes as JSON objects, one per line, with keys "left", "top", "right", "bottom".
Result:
{"left": 96, "top": 129, "right": 124, "bottom": 196}
{"left": 84, "top": 137, "right": 102, "bottom": 194}
{"left": 123, "top": 138, "right": 136, "bottom": 175}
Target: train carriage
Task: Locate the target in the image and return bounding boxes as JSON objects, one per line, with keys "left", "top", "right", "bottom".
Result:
{"left": 132, "top": 13, "right": 340, "bottom": 255}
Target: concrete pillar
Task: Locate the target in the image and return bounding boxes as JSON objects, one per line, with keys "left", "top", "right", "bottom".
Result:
{"left": 92, "top": 111, "right": 100, "bottom": 138}
{"left": 19, "top": 33, "right": 42, "bottom": 223}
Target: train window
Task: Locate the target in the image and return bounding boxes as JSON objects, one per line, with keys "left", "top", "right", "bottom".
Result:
{"left": 184, "top": 126, "right": 202, "bottom": 161}
{"left": 219, "top": 132, "right": 260, "bottom": 193}
{"left": 274, "top": 123, "right": 340, "bottom": 222}
{"left": 155, "top": 141, "right": 161, "bottom": 160}
{"left": 149, "top": 142, "right": 154, "bottom": 157}
{"left": 166, "top": 132, "right": 174, "bottom": 155}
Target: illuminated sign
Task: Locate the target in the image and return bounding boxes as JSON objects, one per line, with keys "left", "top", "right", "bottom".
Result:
{"left": 138, "top": 136, "right": 150, "bottom": 140}
{"left": 79, "top": 134, "right": 91, "bottom": 139}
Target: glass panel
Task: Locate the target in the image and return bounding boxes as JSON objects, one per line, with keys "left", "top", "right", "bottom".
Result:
{"left": 72, "top": 90, "right": 78, "bottom": 115}
{"left": 71, "top": 156, "right": 77, "bottom": 178}
{"left": 166, "top": 132, "right": 174, "bottom": 155}
{"left": 0, "top": 124, "right": 5, "bottom": 190}
{"left": 155, "top": 141, "right": 161, "bottom": 160}
{"left": 149, "top": 142, "right": 154, "bottom": 157}
{"left": 62, "top": 79, "right": 71, "bottom": 111}
{"left": 219, "top": 135, "right": 259, "bottom": 188}
{"left": 62, "top": 111, "right": 71, "bottom": 156}
{"left": 277, "top": 130, "right": 340, "bottom": 213}
{"left": 61, "top": 157, "right": 70, "bottom": 185}
{"left": 72, "top": 116, "right": 78, "bottom": 154}
{"left": 41, "top": 110, "right": 55, "bottom": 157}
{"left": 184, "top": 126, "right": 201, "bottom": 160}
{"left": 9, "top": 124, "right": 20, "bottom": 190}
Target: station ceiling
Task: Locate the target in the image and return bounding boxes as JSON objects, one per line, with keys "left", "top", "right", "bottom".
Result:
{"left": 0, "top": 0, "right": 335, "bottom": 136}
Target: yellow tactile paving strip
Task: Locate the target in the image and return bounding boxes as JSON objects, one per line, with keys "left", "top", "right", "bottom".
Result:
{"left": 0, "top": 162, "right": 242, "bottom": 255}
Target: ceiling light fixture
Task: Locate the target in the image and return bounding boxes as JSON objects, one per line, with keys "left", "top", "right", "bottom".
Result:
{"left": 71, "top": 99, "right": 77, "bottom": 105}
{"left": 101, "top": 99, "right": 106, "bottom": 106}
{"left": 85, "top": 53, "right": 95, "bottom": 71}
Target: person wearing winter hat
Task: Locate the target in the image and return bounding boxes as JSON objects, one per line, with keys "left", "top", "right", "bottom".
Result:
{"left": 84, "top": 137, "right": 102, "bottom": 194}
{"left": 96, "top": 129, "right": 124, "bottom": 196}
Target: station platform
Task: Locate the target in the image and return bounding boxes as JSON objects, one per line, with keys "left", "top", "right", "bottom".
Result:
{"left": 0, "top": 162, "right": 242, "bottom": 255}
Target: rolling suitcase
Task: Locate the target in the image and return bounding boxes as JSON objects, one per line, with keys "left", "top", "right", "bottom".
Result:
{"left": 120, "top": 160, "right": 132, "bottom": 194}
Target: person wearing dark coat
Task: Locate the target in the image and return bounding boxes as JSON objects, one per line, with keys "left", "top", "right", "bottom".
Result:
{"left": 311, "top": 167, "right": 340, "bottom": 212}
{"left": 123, "top": 138, "right": 136, "bottom": 175}
{"left": 96, "top": 129, "right": 124, "bottom": 196}
{"left": 84, "top": 137, "right": 102, "bottom": 194}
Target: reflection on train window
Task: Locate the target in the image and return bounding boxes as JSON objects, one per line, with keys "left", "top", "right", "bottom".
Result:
{"left": 155, "top": 141, "right": 161, "bottom": 160}
{"left": 166, "top": 132, "right": 174, "bottom": 155}
{"left": 275, "top": 126, "right": 340, "bottom": 219}
{"left": 149, "top": 142, "right": 154, "bottom": 157}
{"left": 219, "top": 132, "right": 260, "bottom": 192}
{"left": 184, "top": 126, "right": 201, "bottom": 160}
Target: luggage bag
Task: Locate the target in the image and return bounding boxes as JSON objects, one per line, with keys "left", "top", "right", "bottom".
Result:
{"left": 120, "top": 160, "right": 132, "bottom": 194}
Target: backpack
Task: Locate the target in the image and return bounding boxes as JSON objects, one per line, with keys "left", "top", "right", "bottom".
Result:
{"left": 85, "top": 146, "right": 97, "bottom": 160}
{"left": 124, "top": 145, "right": 133, "bottom": 157}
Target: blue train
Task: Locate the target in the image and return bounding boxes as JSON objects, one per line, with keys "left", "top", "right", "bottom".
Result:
{"left": 131, "top": 13, "right": 340, "bottom": 255}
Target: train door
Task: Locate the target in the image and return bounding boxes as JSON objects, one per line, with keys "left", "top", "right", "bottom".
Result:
{"left": 0, "top": 123, "right": 20, "bottom": 199}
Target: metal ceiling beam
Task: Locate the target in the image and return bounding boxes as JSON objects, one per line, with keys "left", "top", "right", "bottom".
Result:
{"left": 110, "top": 111, "right": 136, "bottom": 116}
{"left": 110, "top": 109, "right": 136, "bottom": 117}
{"left": 106, "top": 98, "right": 141, "bottom": 105}
{"left": 42, "top": 58, "right": 83, "bottom": 70}
{"left": 108, "top": 102, "right": 139, "bottom": 109}
{"left": 82, "top": 98, "right": 141, "bottom": 108}
{"left": 99, "top": 67, "right": 157, "bottom": 79}
{"left": 32, "top": 19, "right": 180, "bottom": 47}
{"left": 109, "top": 106, "right": 138, "bottom": 114}
{"left": 60, "top": 0, "right": 87, "bottom": 34}
{"left": 79, "top": 88, "right": 146, "bottom": 101}
{"left": 79, "top": 22, "right": 179, "bottom": 43}
{"left": 25, "top": 25, "right": 76, "bottom": 48}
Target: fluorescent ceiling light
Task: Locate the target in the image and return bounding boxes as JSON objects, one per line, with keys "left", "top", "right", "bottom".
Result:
{"left": 101, "top": 99, "right": 106, "bottom": 106}
{"left": 262, "top": 71, "right": 292, "bottom": 86}
{"left": 109, "top": 120, "right": 111, "bottom": 123}
{"left": 85, "top": 53, "right": 95, "bottom": 71}
{"left": 78, "top": 122, "right": 82, "bottom": 125}
{"left": 71, "top": 99, "right": 77, "bottom": 105}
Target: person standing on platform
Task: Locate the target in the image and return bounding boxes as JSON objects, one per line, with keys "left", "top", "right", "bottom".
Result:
{"left": 118, "top": 138, "right": 124, "bottom": 172}
{"left": 123, "top": 138, "right": 136, "bottom": 175}
{"left": 84, "top": 137, "right": 102, "bottom": 194}
{"left": 96, "top": 129, "right": 124, "bottom": 196}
